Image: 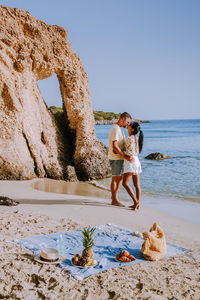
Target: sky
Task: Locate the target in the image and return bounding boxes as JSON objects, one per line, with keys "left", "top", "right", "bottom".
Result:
{"left": 1, "top": 0, "right": 200, "bottom": 120}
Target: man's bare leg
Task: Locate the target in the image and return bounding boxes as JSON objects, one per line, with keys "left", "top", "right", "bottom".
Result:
{"left": 111, "top": 175, "right": 124, "bottom": 206}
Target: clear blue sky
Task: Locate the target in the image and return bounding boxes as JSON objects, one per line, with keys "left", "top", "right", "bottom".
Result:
{"left": 1, "top": 0, "right": 200, "bottom": 120}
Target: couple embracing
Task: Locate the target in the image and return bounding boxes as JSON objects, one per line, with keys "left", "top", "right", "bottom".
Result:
{"left": 108, "top": 112, "right": 143, "bottom": 210}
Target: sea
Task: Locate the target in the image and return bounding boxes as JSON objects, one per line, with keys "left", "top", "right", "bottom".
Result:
{"left": 95, "top": 119, "right": 200, "bottom": 224}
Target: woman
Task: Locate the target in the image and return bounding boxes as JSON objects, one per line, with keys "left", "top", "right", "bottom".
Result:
{"left": 123, "top": 122, "right": 143, "bottom": 210}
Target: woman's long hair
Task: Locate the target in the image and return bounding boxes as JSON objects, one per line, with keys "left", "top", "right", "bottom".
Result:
{"left": 130, "top": 122, "right": 143, "bottom": 153}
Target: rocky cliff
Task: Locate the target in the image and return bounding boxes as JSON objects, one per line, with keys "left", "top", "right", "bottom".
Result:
{"left": 0, "top": 5, "right": 110, "bottom": 180}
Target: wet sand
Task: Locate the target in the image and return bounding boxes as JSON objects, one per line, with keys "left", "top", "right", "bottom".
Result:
{"left": 32, "top": 178, "right": 111, "bottom": 199}
{"left": 0, "top": 178, "right": 200, "bottom": 299}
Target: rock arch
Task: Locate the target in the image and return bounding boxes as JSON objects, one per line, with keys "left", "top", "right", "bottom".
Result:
{"left": 0, "top": 5, "right": 110, "bottom": 180}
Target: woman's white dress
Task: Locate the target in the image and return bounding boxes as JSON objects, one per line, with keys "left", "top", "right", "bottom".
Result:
{"left": 124, "top": 135, "right": 142, "bottom": 174}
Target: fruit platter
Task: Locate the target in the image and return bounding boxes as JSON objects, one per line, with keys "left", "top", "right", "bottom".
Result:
{"left": 72, "top": 227, "right": 97, "bottom": 268}
{"left": 72, "top": 254, "right": 97, "bottom": 268}
{"left": 115, "top": 250, "right": 136, "bottom": 262}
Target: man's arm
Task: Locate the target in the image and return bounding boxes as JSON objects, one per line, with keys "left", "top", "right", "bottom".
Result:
{"left": 112, "top": 140, "right": 134, "bottom": 162}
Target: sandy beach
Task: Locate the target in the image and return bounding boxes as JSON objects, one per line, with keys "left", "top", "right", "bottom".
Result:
{"left": 0, "top": 179, "right": 199, "bottom": 299}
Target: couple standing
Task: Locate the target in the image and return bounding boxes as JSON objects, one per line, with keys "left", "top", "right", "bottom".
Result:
{"left": 108, "top": 112, "right": 143, "bottom": 210}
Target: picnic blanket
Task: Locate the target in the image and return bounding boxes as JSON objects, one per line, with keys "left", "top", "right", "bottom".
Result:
{"left": 17, "top": 224, "right": 187, "bottom": 280}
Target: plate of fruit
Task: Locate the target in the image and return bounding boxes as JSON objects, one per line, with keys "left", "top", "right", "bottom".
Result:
{"left": 72, "top": 227, "right": 97, "bottom": 268}
{"left": 72, "top": 254, "right": 97, "bottom": 268}
{"left": 115, "top": 250, "right": 136, "bottom": 262}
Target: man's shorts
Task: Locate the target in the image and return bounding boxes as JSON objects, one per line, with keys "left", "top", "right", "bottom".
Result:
{"left": 109, "top": 160, "right": 124, "bottom": 176}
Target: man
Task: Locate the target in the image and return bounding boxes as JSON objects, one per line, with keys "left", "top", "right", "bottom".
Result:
{"left": 108, "top": 112, "right": 133, "bottom": 206}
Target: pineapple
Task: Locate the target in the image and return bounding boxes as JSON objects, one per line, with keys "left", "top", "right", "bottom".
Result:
{"left": 82, "top": 227, "right": 96, "bottom": 263}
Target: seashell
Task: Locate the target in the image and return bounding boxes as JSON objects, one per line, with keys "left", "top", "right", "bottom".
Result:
{"left": 132, "top": 231, "right": 142, "bottom": 238}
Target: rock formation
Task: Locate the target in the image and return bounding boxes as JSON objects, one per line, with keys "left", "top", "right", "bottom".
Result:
{"left": 0, "top": 196, "right": 18, "bottom": 206}
{"left": 145, "top": 153, "right": 172, "bottom": 160}
{"left": 141, "top": 222, "right": 167, "bottom": 261}
{"left": 0, "top": 5, "right": 110, "bottom": 181}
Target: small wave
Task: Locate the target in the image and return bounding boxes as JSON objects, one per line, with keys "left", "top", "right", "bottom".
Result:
{"left": 174, "top": 156, "right": 200, "bottom": 161}
{"left": 174, "top": 155, "right": 192, "bottom": 159}
{"left": 141, "top": 191, "right": 200, "bottom": 204}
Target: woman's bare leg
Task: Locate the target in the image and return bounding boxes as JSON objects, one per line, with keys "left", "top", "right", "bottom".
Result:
{"left": 122, "top": 172, "right": 138, "bottom": 210}
{"left": 132, "top": 175, "right": 141, "bottom": 209}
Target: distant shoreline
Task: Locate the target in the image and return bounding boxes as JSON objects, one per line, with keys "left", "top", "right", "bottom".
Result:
{"left": 49, "top": 107, "right": 150, "bottom": 125}
{"left": 95, "top": 119, "right": 151, "bottom": 125}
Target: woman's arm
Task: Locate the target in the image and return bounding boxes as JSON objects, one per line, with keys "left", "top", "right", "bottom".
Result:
{"left": 124, "top": 137, "right": 134, "bottom": 156}
{"left": 112, "top": 140, "right": 133, "bottom": 162}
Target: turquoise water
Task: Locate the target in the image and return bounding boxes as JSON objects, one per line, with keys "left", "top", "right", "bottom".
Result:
{"left": 95, "top": 119, "right": 200, "bottom": 223}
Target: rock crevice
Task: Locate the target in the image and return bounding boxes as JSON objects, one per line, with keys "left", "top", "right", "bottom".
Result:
{"left": 22, "top": 131, "right": 39, "bottom": 176}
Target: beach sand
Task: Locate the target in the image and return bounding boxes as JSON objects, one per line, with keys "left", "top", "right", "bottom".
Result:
{"left": 0, "top": 179, "right": 200, "bottom": 299}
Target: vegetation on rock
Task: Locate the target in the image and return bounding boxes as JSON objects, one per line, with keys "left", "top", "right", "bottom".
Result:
{"left": 93, "top": 111, "right": 121, "bottom": 121}
{"left": 50, "top": 106, "right": 121, "bottom": 121}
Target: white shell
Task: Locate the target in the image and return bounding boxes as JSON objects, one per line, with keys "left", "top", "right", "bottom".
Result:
{"left": 132, "top": 231, "right": 143, "bottom": 238}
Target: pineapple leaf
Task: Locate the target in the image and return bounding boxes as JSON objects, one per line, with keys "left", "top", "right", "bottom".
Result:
{"left": 82, "top": 227, "right": 96, "bottom": 249}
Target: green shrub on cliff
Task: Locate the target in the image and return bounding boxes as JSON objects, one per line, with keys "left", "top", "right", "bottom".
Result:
{"left": 93, "top": 111, "right": 120, "bottom": 120}
{"left": 49, "top": 106, "right": 63, "bottom": 114}
{"left": 49, "top": 106, "right": 120, "bottom": 121}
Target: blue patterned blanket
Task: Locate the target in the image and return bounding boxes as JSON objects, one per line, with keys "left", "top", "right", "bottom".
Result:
{"left": 17, "top": 224, "right": 187, "bottom": 280}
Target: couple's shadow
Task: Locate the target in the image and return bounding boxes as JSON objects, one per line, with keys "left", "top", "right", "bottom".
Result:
{"left": 15, "top": 197, "right": 132, "bottom": 209}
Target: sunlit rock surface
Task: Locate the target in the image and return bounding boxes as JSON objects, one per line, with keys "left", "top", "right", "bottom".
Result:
{"left": 0, "top": 5, "right": 110, "bottom": 180}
